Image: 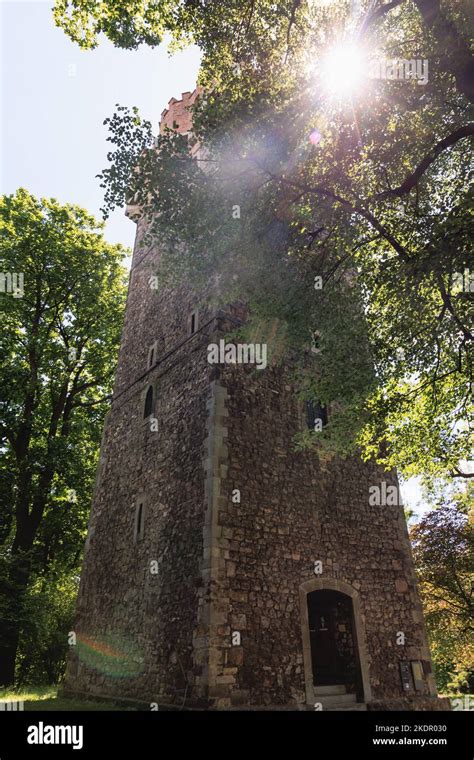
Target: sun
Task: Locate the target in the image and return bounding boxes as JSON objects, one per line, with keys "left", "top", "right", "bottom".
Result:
{"left": 319, "top": 42, "right": 369, "bottom": 98}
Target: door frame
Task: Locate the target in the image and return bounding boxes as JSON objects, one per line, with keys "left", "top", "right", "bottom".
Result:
{"left": 299, "top": 578, "right": 372, "bottom": 706}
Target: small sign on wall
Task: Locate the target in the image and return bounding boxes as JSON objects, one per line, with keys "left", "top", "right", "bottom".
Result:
{"left": 399, "top": 661, "right": 414, "bottom": 692}
{"left": 411, "top": 660, "right": 425, "bottom": 692}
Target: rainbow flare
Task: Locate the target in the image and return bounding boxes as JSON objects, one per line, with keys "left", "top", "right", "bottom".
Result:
{"left": 75, "top": 633, "right": 144, "bottom": 678}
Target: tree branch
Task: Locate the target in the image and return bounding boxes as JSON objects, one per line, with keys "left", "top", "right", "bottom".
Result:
{"left": 269, "top": 172, "right": 411, "bottom": 262}
{"left": 376, "top": 124, "right": 474, "bottom": 200}
{"left": 451, "top": 468, "right": 474, "bottom": 479}
{"left": 361, "top": 0, "right": 406, "bottom": 33}
{"left": 284, "top": 0, "right": 301, "bottom": 64}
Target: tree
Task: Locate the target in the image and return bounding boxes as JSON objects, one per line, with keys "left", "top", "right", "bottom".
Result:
{"left": 410, "top": 487, "right": 473, "bottom": 692}
{"left": 53, "top": 0, "right": 474, "bottom": 101}
{"left": 0, "top": 189, "right": 128, "bottom": 686}
{"left": 94, "top": 1, "right": 473, "bottom": 483}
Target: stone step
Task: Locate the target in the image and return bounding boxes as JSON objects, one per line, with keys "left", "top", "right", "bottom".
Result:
{"left": 314, "top": 685, "right": 347, "bottom": 696}
{"left": 306, "top": 697, "right": 366, "bottom": 712}
{"left": 319, "top": 693, "right": 357, "bottom": 706}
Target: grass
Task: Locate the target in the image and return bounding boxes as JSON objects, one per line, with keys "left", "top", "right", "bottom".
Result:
{"left": 0, "top": 685, "right": 137, "bottom": 711}
{"left": 441, "top": 693, "right": 473, "bottom": 711}
{"left": 1, "top": 686, "right": 471, "bottom": 711}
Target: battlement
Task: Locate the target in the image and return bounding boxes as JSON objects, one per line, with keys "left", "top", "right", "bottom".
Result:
{"left": 126, "top": 87, "right": 203, "bottom": 221}
{"left": 159, "top": 87, "right": 202, "bottom": 134}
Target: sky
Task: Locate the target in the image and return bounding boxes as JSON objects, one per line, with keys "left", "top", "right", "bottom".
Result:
{"left": 0, "top": 0, "right": 428, "bottom": 517}
{"left": 1, "top": 0, "right": 201, "bottom": 250}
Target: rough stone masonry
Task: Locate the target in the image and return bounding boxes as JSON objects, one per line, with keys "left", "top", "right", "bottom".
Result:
{"left": 63, "top": 90, "right": 449, "bottom": 711}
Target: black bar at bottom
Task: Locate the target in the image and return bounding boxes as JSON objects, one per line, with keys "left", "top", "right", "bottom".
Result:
{"left": 0, "top": 709, "right": 472, "bottom": 758}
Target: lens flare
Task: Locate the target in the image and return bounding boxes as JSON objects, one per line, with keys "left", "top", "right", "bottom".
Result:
{"left": 76, "top": 633, "right": 144, "bottom": 678}
{"left": 320, "top": 43, "right": 368, "bottom": 98}
{"left": 309, "top": 129, "right": 322, "bottom": 145}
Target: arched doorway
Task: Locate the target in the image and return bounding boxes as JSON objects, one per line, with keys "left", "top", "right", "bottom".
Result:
{"left": 299, "top": 579, "right": 372, "bottom": 705}
{"left": 307, "top": 589, "right": 358, "bottom": 690}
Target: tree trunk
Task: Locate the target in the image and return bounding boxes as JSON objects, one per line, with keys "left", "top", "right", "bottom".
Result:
{"left": 0, "top": 538, "right": 34, "bottom": 686}
{"left": 0, "top": 633, "right": 21, "bottom": 687}
{"left": 414, "top": 0, "right": 474, "bottom": 103}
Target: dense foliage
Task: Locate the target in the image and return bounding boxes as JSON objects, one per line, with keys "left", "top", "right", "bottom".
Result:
{"left": 94, "top": 1, "right": 473, "bottom": 482}
{"left": 0, "top": 189, "right": 128, "bottom": 685}
{"left": 411, "top": 486, "right": 473, "bottom": 692}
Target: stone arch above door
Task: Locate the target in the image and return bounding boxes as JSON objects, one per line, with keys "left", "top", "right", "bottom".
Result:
{"left": 299, "top": 577, "right": 372, "bottom": 706}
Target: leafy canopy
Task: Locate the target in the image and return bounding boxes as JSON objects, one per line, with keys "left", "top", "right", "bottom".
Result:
{"left": 94, "top": 2, "right": 473, "bottom": 483}
{"left": 410, "top": 487, "right": 473, "bottom": 691}
{"left": 0, "top": 188, "right": 128, "bottom": 683}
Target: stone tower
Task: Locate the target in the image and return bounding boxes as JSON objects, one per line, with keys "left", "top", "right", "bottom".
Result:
{"left": 64, "top": 89, "right": 445, "bottom": 711}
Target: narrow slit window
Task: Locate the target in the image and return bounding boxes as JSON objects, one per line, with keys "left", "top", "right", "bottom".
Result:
{"left": 144, "top": 385, "right": 153, "bottom": 418}
{"left": 147, "top": 340, "right": 159, "bottom": 370}
{"left": 306, "top": 400, "right": 328, "bottom": 431}
{"left": 189, "top": 311, "right": 198, "bottom": 335}
{"left": 311, "top": 330, "right": 321, "bottom": 354}
{"left": 135, "top": 502, "right": 144, "bottom": 541}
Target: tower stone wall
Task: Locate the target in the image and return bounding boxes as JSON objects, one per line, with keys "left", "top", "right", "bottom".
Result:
{"left": 64, "top": 92, "right": 448, "bottom": 711}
